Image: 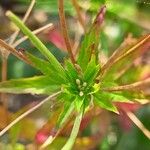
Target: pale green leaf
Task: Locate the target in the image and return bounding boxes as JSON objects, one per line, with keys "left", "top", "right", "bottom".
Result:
{"left": 56, "top": 102, "right": 74, "bottom": 129}
{"left": 74, "top": 97, "right": 84, "bottom": 112}
{"left": 94, "top": 92, "right": 119, "bottom": 113}
{"left": 65, "top": 60, "right": 78, "bottom": 83}
{"left": 0, "top": 76, "right": 60, "bottom": 94}
{"left": 61, "top": 107, "right": 84, "bottom": 150}
{"left": 84, "top": 55, "right": 100, "bottom": 85}
{"left": 77, "top": 31, "right": 97, "bottom": 71}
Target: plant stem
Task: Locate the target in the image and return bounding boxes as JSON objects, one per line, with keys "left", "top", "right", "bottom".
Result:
{"left": 0, "top": 91, "right": 61, "bottom": 137}
{"left": 114, "top": 34, "right": 150, "bottom": 64}
{"left": 1, "top": 58, "right": 8, "bottom": 123}
{"left": 100, "top": 34, "right": 150, "bottom": 79}
{"left": 0, "top": 39, "right": 32, "bottom": 65}
{"left": 8, "top": 0, "right": 36, "bottom": 45}
{"left": 13, "top": 23, "right": 53, "bottom": 47}
{"left": 71, "top": 0, "right": 86, "bottom": 33}
{"left": 61, "top": 108, "right": 83, "bottom": 150}
{"left": 102, "top": 78, "right": 150, "bottom": 92}
{"left": 58, "top": 0, "right": 76, "bottom": 64}
{"left": 126, "top": 111, "right": 150, "bottom": 139}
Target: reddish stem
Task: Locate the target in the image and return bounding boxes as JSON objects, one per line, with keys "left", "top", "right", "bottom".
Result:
{"left": 58, "top": 0, "right": 76, "bottom": 64}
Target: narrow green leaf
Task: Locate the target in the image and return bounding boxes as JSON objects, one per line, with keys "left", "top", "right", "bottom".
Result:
{"left": 61, "top": 108, "right": 84, "bottom": 150}
{"left": 84, "top": 55, "right": 100, "bottom": 85}
{"left": 0, "top": 76, "right": 60, "bottom": 94}
{"left": 6, "top": 11, "right": 66, "bottom": 77}
{"left": 77, "top": 6, "right": 104, "bottom": 72}
{"left": 65, "top": 60, "right": 78, "bottom": 82}
{"left": 26, "top": 52, "right": 67, "bottom": 84}
{"left": 108, "top": 92, "right": 130, "bottom": 103}
{"left": 77, "top": 31, "right": 97, "bottom": 71}
{"left": 56, "top": 102, "right": 74, "bottom": 129}
{"left": 74, "top": 97, "right": 84, "bottom": 112}
{"left": 94, "top": 92, "right": 119, "bottom": 113}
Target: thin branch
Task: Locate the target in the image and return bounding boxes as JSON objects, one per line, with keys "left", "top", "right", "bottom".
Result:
{"left": 8, "top": 0, "right": 36, "bottom": 45}
{"left": 58, "top": 0, "right": 76, "bottom": 64}
{"left": 1, "top": 58, "right": 8, "bottom": 123}
{"left": 100, "top": 42, "right": 128, "bottom": 77}
{"left": 13, "top": 23, "right": 54, "bottom": 47}
{"left": 126, "top": 111, "right": 150, "bottom": 139}
{"left": 71, "top": 0, "right": 86, "bottom": 33}
{"left": 114, "top": 34, "right": 150, "bottom": 65}
{"left": 100, "top": 34, "right": 150, "bottom": 79}
{"left": 102, "top": 78, "right": 150, "bottom": 92}
{"left": 0, "top": 39, "right": 32, "bottom": 65}
{"left": 1, "top": 58, "right": 8, "bottom": 107}
{"left": 0, "top": 91, "right": 61, "bottom": 137}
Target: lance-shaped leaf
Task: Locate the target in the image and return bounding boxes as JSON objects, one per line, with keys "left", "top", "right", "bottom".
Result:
{"left": 83, "top": 55, "right": 100, "bottom": 86}
{"left": 26, "top": 52, "right": 67, "bottom": 84}
{"left": 74, "top": 96, "right": 84, "bottom": 112}
{"left": 77, "top": 31, "right": 98, "bottom": 71}
{"left": 0, "top": 76, "right": 60, "bottom": 94}
{"left": 61, "top": 107, "right": 84, "bottom": 150}
{"left": 94, "top": 92, "right": 119, "bottom": 113}
{"left": 56, "top": 102, "right": 74, "bottom": 129}
{"left": 6, "top": 11, "right": 66, "bottom": 78}
{"left": 77, "top": 5, "right": 106, "bottom": 71}
{"left": 100, "top": 92, "right": 131, "bottom": 103}
{"left": 65, "top": 60, "right": 78, "bottom": 83}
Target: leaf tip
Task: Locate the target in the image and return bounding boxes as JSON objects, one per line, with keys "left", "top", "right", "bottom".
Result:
{"left": 5, "top": 10, "right": 12, "bottom": 17}
{"left": 94, "top": 5, "right": 107, "bottom": 25}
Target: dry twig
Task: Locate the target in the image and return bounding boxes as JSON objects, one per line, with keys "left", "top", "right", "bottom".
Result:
{"left": 8, "top": 0, "right": 36, "bottom": 45}
{"left": 0, "top": 39, "right": 32, "bottom": 65}
{"left": 13, "top": 23, "right": 53, "bottom": 47}
{"left": 102, "top": 78, "right": 150, "bottom": 92}
{"left": 0, "top": 91, "right": 61, "bottom": 137}
{"left": 126, "top": 111, "right": 150, "bottom": 139}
